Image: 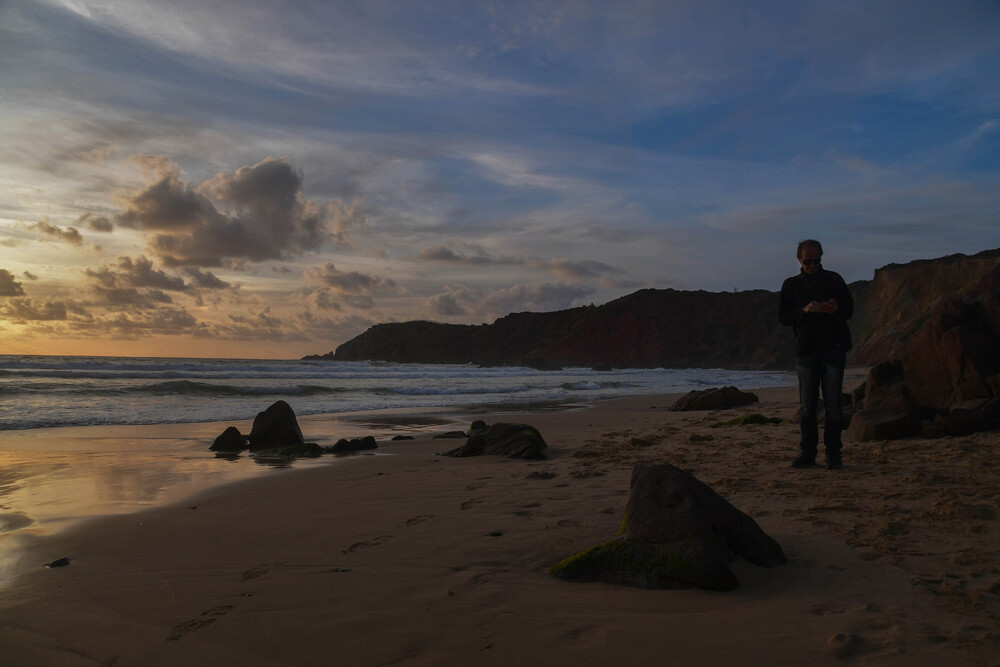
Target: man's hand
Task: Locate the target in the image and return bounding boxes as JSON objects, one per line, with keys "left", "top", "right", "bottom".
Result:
{"left": 819, "top": 298, "right": 839, "bottom": 314}
{"left": 804, "top": 299, "right": 839, "bottom": 314}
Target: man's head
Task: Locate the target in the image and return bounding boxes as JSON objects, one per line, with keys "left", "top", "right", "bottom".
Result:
{"left": 797, "top": 239, "right": 823, "bottom": 275}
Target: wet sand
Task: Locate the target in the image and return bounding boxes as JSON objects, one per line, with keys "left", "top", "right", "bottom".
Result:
{"left": 1, "top": 386, "right": 999, "bottom": 665}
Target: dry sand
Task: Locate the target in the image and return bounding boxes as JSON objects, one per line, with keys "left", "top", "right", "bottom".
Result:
{"left": 2, "top": 386, "right": 999, "bottom": 666}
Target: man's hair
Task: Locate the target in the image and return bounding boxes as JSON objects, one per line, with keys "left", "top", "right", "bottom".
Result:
{"left": 797, "top": 239, "right": 823, "bottom": 260}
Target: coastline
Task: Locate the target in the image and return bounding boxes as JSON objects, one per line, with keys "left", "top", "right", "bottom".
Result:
{"left": 2, "top": 383, "right": 999, "bottom": 664}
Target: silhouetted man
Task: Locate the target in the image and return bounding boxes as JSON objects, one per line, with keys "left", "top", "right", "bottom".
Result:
{"left": 779, "top": 239, "right": 853, "bottom": 469}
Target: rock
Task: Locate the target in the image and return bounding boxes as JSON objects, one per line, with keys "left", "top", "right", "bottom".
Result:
{"left": 669, "top": 386, "right": 759, "bottom": 412}
{"left": 390, "top": 435, "right": 414, "bottom": 440}
{"left": 549, "top": 463, "right": 784, "bottom": 590}
{"left": 251, "top": 443, "right": 323, "bottom": 459}
{"left": 442, "top": 423, "right": 548, "bottom": 459}
{"left": 210, "top": 426, "right": 247, "bottom": 452}
{"left": 432, "top": 430, "right": 468, "bottom": 439}
{"left": 47, "top": 557, "right": 70, "bottom": 568}
{"left": 469, "top": 420, "right": 488, "bottom": 433}
{"left": 847, "top": 408, "right": 919, "bottom": 441}
{"left": 326, "top": 436, "right": 378, "bottom": 453}
{"left": 248, "top": 400, "right": 305, "bottom": 452}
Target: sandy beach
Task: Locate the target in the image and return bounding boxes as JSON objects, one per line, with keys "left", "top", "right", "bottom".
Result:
{"left": 2, "top": 384, "right": 999, "bottom": 666}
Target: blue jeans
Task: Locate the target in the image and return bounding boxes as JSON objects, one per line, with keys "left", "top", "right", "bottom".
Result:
{"left": 796, "top": 347, "right": 846, "bottom": 456}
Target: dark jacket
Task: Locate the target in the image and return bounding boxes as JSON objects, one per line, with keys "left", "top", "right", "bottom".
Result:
{"left": 779, "top": 268, "right": 853, "bottom": 356}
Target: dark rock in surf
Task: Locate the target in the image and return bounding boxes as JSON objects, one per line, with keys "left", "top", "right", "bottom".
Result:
{"left": 248, "top": 400, "right": 305, "bottom": 452}
{"left": 210, "top": 426, "right": 247, "bottom": 452}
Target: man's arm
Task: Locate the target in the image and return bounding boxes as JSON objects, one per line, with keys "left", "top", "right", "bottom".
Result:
{"left": 778, "top": 277, "right": 804, "bottom": 326}
{"left": 832, "top": 272, "right": 853, "bottom": 320}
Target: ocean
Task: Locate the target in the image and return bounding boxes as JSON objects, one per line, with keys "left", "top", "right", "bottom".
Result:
{"left": 0, "top": 355, "right": 796, "bottom": 431}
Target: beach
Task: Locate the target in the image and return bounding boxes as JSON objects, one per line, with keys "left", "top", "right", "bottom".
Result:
{"left": 2, "top": 384, "right": 999, "bottom": 665}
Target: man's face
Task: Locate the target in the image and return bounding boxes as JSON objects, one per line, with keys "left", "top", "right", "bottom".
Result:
{"left": 799, "top": 245, "right": 822, "bottom": 275}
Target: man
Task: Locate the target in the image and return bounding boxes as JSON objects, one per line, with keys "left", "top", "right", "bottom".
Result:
{"left": 779, "top": 239, "right": 853, "bottom": 469}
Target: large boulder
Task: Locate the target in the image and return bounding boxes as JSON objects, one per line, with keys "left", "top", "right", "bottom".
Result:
{"left": 850, "top": 278, "right": 1000, "bottom": 439}
{"left": 898, "top": 297, "right": 1000, "bottom": 408}
{"left": 549, "top": 463, "right": 785, "bottom": 590}
{"left": 210, "top": 426, "right": 247, "bottom": 452}
{"left": 442, "top": 422, "right": 548, "bottom": 459}
{"left": 670, "top": 386, "right": 759, "bottom": 412}
{"left": 248, "top": 400, "right": 305, "bottom": 452}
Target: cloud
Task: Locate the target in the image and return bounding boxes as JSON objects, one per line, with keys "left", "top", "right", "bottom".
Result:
{"left": 29, "top": 221, "right": 84, "bottom": 245}
{"left": 427, "top": 281, "right": 594, "bottom": 318}
{"left": 0, "top": 269, "right": 26, "bottom": 296}
{"left": 117, "top": 156, "right": 331, "bottom": 266}
{"left": 84, "top": 255, "right": 211, "bottom": 309}
{"left": 86, "top": 255, "right": 188, "bottom": 292}
{"left": 182, "top": 267, "right": 231, "bottom": 289}
{"left": 533, "top": 258, "right": 622, "bottom": 280}
{"left": 303, "top": 262, "right": 397, "bottom": 294}
{"left": 91, "top": 286, "right": 174, "bottom": 309}
{"left": 0, "top": 298, "right": 78, "bottom": 321}
{"left": 201, "top": 307, "right": 307, "bottom": 342}
{"left": 97, "top": 306, "right": 199, "bottom": 337}
{"left": 78, "top": 213, "right": 114, "bottom": 232}
{"left": 416, "top": 243, "right": 523, "bottom": 266}
{"left": 294, "top": 310, "right": 373, "bottom": 343}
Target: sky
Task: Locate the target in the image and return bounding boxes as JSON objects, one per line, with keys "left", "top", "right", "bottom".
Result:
{"left": 1, "top": 1, "right": 998, "bottom": 359}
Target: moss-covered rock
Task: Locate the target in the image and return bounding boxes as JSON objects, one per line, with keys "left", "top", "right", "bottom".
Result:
{"left": 549, "top": 463, "right": 785, "bottom": 590}
{"left": 548, "top": 537, "right": 736, "bottom": 590}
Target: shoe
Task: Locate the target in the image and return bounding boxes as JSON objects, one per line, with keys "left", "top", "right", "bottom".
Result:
{"left": 791, "top": 453, "right": 816, "bottom": 468}
{"left": 826, "top": 452, "right": 843, "bottom": 469}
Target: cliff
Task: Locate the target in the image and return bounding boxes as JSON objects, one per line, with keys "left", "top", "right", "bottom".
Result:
{"left": 311, "top": 249, "right": 1000, "bottom": 371}
{"left": 324, "top": 288, "right": 797, "bottom": 369}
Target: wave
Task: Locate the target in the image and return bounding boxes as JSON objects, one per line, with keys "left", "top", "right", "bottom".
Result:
{"left": 383, "top": 384, "right": 532, "bottom": 397}
{"left": 560, "top": 381, "right": 624, "bottom": 391}
{"left": 137, "top": 381, "right": 345, "bottom": 397}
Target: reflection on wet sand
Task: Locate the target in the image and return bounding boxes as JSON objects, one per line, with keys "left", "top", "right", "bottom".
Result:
{"left": 0, "top": 408, "right": 472, "bottom": 586}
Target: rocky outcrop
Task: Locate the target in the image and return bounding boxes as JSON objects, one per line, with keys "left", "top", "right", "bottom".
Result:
{"left": 850, "top": 249, "right": 1000, "bottom": 367}
{"left": 848, "top": 257, "right": 1000, "bottom": 439}
{"left": 669, "top": 386, "right": 759, "bottom": 411}
{"left": 549, "top": 463, "right": 785, "bottom": 590}
{"left": 441, "top": 422, "right": 548, "bottom": 459}
{"left": 247, "top": 400, "right": 305, "bottom": 452}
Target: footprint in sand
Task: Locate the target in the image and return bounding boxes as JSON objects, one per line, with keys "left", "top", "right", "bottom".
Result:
{"left": 241, "top": 565, "right": 271, "bottom": 581}
{"left": 343, "top": 535, "right": 393, "bottom": 554}
{"left": 405, "top": 514, "right": 435, "bottom": 526}
{"left": 167, "top": 605, "right": 234, "bottom": 641}
{"left": 461, "top": 498, "right": 483, "bottom": 510}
